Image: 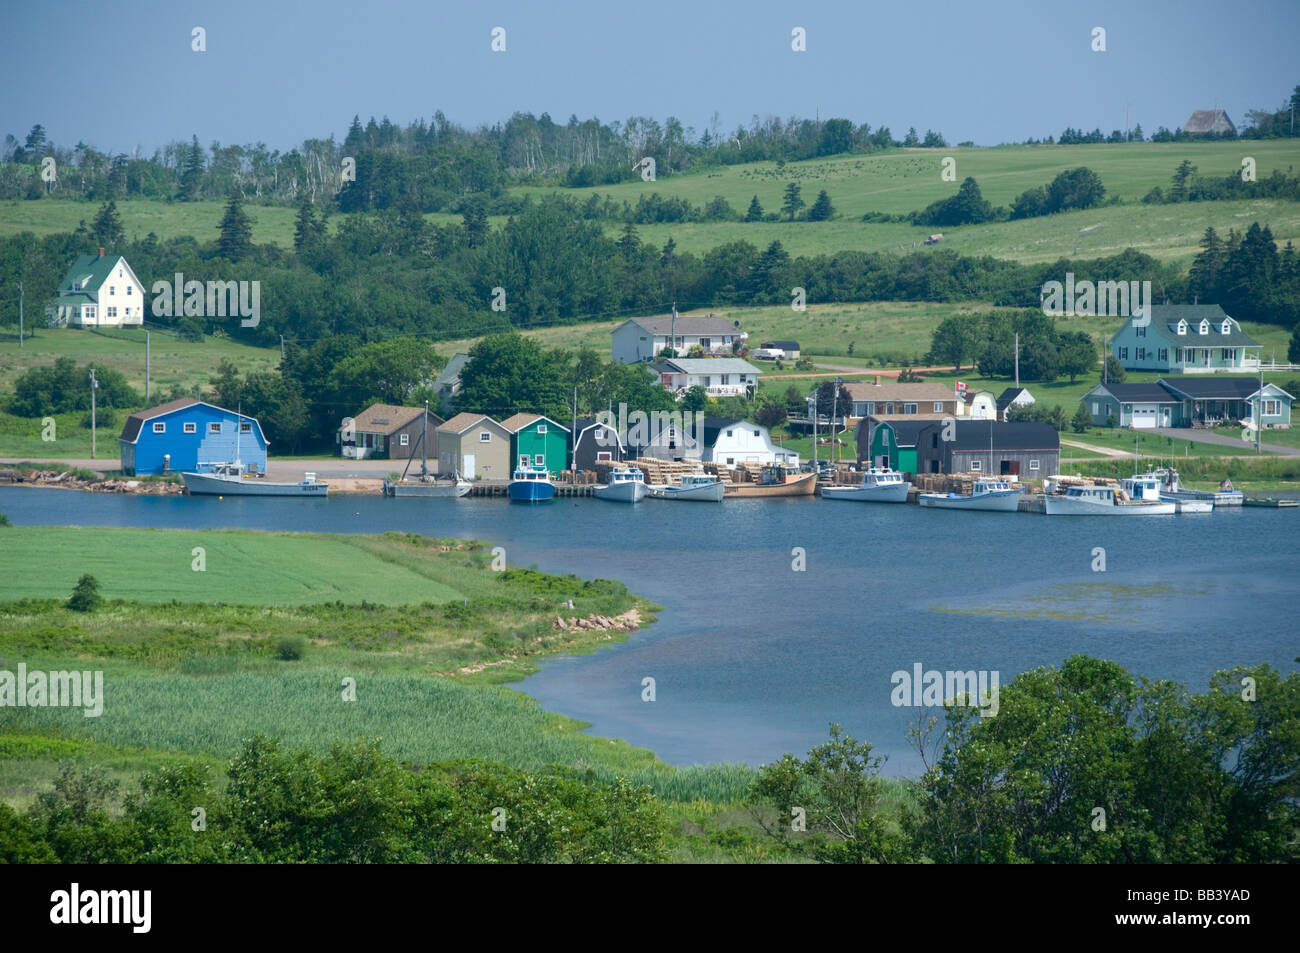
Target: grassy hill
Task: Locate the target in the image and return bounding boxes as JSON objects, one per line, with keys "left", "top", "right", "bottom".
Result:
{"left": 3, "top": 141, "right": 1298, "bottom": 265}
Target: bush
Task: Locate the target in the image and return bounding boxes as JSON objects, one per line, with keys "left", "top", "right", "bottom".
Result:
{"left": 0, "top": 511, "right": 10, "bottom": 527}
{"left": 66, "top": 574, "right": 102, "bottom": 613}
{"left": 274, "top": 635, "right": 307, "bottom": 661}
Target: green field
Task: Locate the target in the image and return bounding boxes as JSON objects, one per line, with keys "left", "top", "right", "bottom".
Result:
{"left": 0, "top": 526, "right": 479, "bottom": 605}
{"left": 4, "top": 141, "right": 1299, "bottom": 266}
{"left": 0, "top": 325, "right": 280, "bottom": 396}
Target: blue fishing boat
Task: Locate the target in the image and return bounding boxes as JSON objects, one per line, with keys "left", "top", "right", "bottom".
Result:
{"left": 508, "top": 467, "right": 555, "bottom": 503}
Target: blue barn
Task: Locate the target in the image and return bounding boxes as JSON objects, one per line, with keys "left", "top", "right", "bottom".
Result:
{"left": 119, "top": 398, "right": 269, "bottom": 475}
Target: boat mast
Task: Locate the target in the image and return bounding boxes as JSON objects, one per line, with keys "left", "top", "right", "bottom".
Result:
{"left": 235, "top": 401, "right": 242, "bottom": 473}
{"left": 422, "top": 399, "right": 429, "bottom": 478}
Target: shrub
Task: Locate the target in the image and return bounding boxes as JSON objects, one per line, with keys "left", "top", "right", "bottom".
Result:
{"left": 0, "top": 512, "right": 10, "bottom": 527}
{"left": 274, "top": 635, "right": 307, "bottom": 661}
{"left": 66, "top": 574, "right": 102, "bottom": 613}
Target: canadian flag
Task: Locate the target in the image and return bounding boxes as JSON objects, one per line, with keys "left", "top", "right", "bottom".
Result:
{"left": 955, "top": 380, "right": 968, "bottom": 393}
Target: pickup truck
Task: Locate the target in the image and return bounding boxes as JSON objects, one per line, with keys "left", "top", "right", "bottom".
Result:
{"left": 751, "top": 348, "right": 786, "bottom": 360}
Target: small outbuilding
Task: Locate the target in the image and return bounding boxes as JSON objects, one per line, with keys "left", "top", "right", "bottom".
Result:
{"left": 761, "top": 340, "right": 801, "bottom": 359}
{"left": 339, "top": 404, "right": 443, "bottom": 460}
{"left": 499, "top": 413, "right": 571, "bottom": 474}
{"left": 914, "top": 420, "right": 1059, "bottom": 478}
{"left": 572, "top": 417, "right": 625, "bottom": 471}
{"left": 436, "top": 413, "right": 511, "bottom": 480}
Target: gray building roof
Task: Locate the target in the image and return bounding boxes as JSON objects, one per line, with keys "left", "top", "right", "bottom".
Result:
{"left": 1091, "top": 383, "right": 1180, "bottom": 404}
{"left": 1182, "top": 110, "right": 1235, "bottom": 134}
{"left": 1157, "top": 377, "right": 1288, "bottom": 401}
{"left": 922, "top": 420, "right": 1060, "bottom": 452}
{"left": 654, "top": 358, "right": 762, "bottom": 376}
{"left": 623, "top": 315, "right": 740, "bottom": 336}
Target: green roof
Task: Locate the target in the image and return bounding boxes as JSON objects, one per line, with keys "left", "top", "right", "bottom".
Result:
{"left": 56, "top": 254, "right": 120, "bottom": 296}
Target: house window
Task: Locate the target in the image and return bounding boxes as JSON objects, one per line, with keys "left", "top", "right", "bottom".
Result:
{"left": 85, "top": 306, "right": 96, "bottom": 319}
{"left": 863, "top": 402, "right": 874, "bottom": 416}
{"left": 209, "top": 422, "right": 222, "bottom": 434}
{"left": 726, "top": 429, "right": 733, "bottom": 437}
{"left": 240, "top": 422, "right": 252, "bottom": 434}
{"left": 596, "top": 452, "right": 612, "bottom": 461}
{"left": 109, "top": 286, "right": 116, "bottom": 296}
{"left": 726, "top": 457, "right": 735, "bottom": 465}
{"left": 534, "top": 455, "right": 545, "bottom": 468}
{"left": 1221, "top": 320, "right": 1231, "bottom": 334}
{"left": 153, "top": 422, "right": 166, "bottom": 434}
{"left": 1029, "top": 459, "right": 1040, "bottom": 471}
{"left": 970, "top": 460, "right": 981, "bottom": 471}
{"left": 519, "top": 455, "right": 530, "bottom": 468}
{"left": 537, "top": 424, "right": 547, "bottom": 434}
{"left": 479, "top": 432, "right": 491, "bottom": 443}
{"left": 1199, "top": 320, "right": 1209, "bottom": 334}
{"left": 885, "top": 403, "right": 894, "bottom": 414}
{"left": 184, "top": 422, "right": 197, "bottom": 434}
{"left": 1136, "top": 325, "right": 1145, "bottom": 337}
{"left": 1119, "top": 347, "right": 1128, "bottom": 360}
{"left": 1263, "top": 400, "right": 1280, "bottom": 416}
{"left": 1175, "top": 348, "right": 1183, "bottom": 363}
{"left": 1136, "top": 347, "right": 1145, "bottom": 360}
{"left": 1091, "top": 402, "right": 1099, "bottom": 414}
{"left": 1220, "top": 348, "right": 1233, "bottom": 362}
{"left": 700, "top": 338, "right": 711, "bottom": 348}
{"left": 933, "top": 402, "right": 943, "bottom": 412}
{"left": 127, "top": 286, "right": 132, "bottom": 296}
{"left": 107, "top": 307, "right": 117, "bottom": 318}
{"left": 1158, "top": 349, "right": 1168, "bottom": 361}
{"left": 703, "top": 377, "right": 712, "bottom": 386}
{"left": 1177, "top": 321, "right": 1187, "bottom": 335}
{"left": 399, "top": 434, "right": 409, "bottom": 446}
{"left": 930, "top": 433, "right": 938, "bottom": 448}
{"left": 904, "top": 403, "right": 917, "bottom": 414}
{"left": 721, "top": 375, "right": 730, "bottom": 385}
{"left": 753, "top": 430, "right": 760, "bottom": 437}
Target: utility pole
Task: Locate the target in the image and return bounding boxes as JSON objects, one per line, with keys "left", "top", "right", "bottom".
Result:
{"left": 831, "top": 376, "right": 842, "bottom": 466}
{"left": 145, "top": 330, "right": 150, "bottom": 401}
{"left": 571, "top": 385, "right": 578, "bottom": 473}
{"left": 669, "top": 303, "right": 677, "bottom": 356}
{"left": 1257, "top": 361, "right": 1263, "bottom": 455}
{"left": 809, "top": 393, "right": 818, "bottom": 468}
{"left": 17, "top": 280, "right": 23, "bottom": 349}
{"left": 89, "top": 368, "right": 98, "bottom": 459}
{"left": 1014, "top": 333, "right": 1020, "bottom": 388}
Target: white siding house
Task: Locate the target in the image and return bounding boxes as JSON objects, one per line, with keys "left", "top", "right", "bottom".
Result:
{"left": 702, "top": 418, "right": 798, "bottom": 467}
{"left": 648, "top": 358, "right": 762, "bottom": 398}
{"left": 611, "top": 314, "right": 744, "bottom": 363}
{"left": 53, "top": 250, "right": 146, "bottom": 328}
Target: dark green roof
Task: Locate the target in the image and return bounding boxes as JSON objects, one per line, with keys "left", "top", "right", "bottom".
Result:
{"left": 56, "top": 254, "right": 119, "bottom": 295}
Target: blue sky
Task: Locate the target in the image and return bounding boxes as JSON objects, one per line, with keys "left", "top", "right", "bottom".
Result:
{"left": 3, "top": 0, "right": 1297, "bottom": 154}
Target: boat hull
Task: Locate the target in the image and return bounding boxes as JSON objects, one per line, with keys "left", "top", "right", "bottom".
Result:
{"left": 649, "top": 481, "right": 725, "bottom": 502}
{"left": 1165, "top": 488, "right": 1243, "bottom": 506}
{"left": 385, "top": 480, "right": 470, "bottom": 498}
{"left": 820, "top": 482, "right": 910, "bottom": 503}
{"left": 594, "top": 481, "right": 648, "bottom": 503}
{"left": 724, "top": 472, "right": 818, "bottom": 498}
{"left": 1044, "top": 496, "right": 1175, "bottom": 515}
{"left": 1164, "top": 497, "right": 1213, "bottom": 513}
{"left": 182, "top": 472, "right": 328, "bottom": 497}
{"left": 918, "top": 490, "right": 1021, "bottom": 511}
{"left": 508, "top": 480, "right": 555, "bottom": 503}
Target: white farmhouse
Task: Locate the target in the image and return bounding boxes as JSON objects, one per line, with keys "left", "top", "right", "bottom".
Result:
{"left": 52, "top": 249, "right": 146, "bottom": 327}
{"left": 961, "top": 389, "right": 998, "bottom": 420}
{"left": 611, "top": 313, "right": 743, "bottom": 363}
{"left": 702, "top": 417, "right": 798, "bottom": 467}
{"left": 649, "top": 358, "right": 762, "bottom": 398}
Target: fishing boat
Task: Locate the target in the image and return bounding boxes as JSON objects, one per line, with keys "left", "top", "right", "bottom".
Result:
{"left": 1140, "top": 466, "right": 1243, "bottom": 507}
{"left": 594, "top": 467, "right": 648, "bottom": 503}
{"left": 648, "top": 472, "right": 726, "bottom": 502}
{"left": 1243, "top": 497, "right": 1299, "bottom": 508}
{"left": 383, "top": 406, "right": 470, "bottom": 497}
{"left": 918, "top": 476, "right": 1021, "bottom": 511}
{"left": 1044, "top": 480, "right": 1175, "bottom": 515}
{"left": 819, "top": 466, "right": 910, "bottom": 503}
{"left": 183, "top": 463, "right": 328, "bottom": 497}
{"left": 384, "top": 472, "right": 470, "bottom": 497}
{"left": 723, "top": 463, "right": 817, "bottom": 499}
{"left": 182, "top": 406, "right": 328, "bottom": 496}
{"left": 508, "top": 467, "right": 555, "bottom": 503}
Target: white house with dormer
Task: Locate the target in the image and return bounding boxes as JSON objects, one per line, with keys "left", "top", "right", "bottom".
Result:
{"left": 51, "top": 249, "right": 146, "bottom": 327}
{"left": 648, "top": 357, "right": 762, "bottom": 398}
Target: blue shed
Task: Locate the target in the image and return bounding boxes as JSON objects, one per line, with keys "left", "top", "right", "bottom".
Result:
{"left": 119, "top": 398, "right": 269, "bottom": 475}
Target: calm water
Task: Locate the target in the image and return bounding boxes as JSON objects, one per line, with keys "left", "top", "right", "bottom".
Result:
{"left": 2, "top": 486, "right": 1297, "bottom": 776}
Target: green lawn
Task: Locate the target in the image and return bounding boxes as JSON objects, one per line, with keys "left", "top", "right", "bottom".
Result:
{"left": 0, "top": 527, "right": 480, "bottom": 606}
{"left": 1062, "top": 428, "right": 1260, "bottom": 458}
{"left": 1214, "top": 423, "right": 1300, "bottom": 448}
{"left": 0, "top": 325, "right": 280, "bottom": 396}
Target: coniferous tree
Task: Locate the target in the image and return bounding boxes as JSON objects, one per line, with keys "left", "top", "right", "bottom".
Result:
{"left": 807, "top": 190, "right": 835, "bottom": 221}
{"left": 91, "top": 201, "right": 124, "bottom": 248}
{"left": 292, "top": 200, "right": 318, "bottom": 255}
{"left": 217, "top": 193, "right": 253, "bottom": 262}
{"left": 1188, "top": 227, "right": 1225, "bottom": 301}
{"left": 744, "top": 195, "right": 764, "bottom": 222}
{"left": 780, "top": 182, "right": 804, "bottom": 221}
{"left": 178, "top": 135, "right": 205, "bottom": 201}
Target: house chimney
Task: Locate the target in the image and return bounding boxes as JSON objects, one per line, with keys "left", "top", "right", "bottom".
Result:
{"left": 98, "top": 247, "right": 104, "bottom": 258}
{"left": 874, "top": 375, "right": 881, "bottom": 386}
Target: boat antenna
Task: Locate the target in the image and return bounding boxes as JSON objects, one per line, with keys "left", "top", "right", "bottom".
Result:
{"left": 422, "top": 399, "right": 429, "bottom": 478}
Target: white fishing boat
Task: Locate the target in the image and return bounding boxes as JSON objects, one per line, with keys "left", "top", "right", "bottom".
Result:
{"left": 819, "top": 466, "right": 910, "bottom": 503}
{"left": 648, "top": 472, "right": 726, "bottom": 502}
{"left": 1044, "top": 481, "right": 1175, "bottom": 515}
{"left": 1143, "top": 466, "right": 1242, "bottom": 507}
{"left": 183, "top": 464, "right": 329, "bottom": 497}
{"left": 918, "top": 476, "right": 1021, "bottom": 511}
{"left": 594, "top": 467, "right": 648, "bottom": 503}
{"left": 383, "top": 403, "right": 470, "bottom": 497}
{"left": 183, "top": 406, "right": 328, "bottom": 496}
